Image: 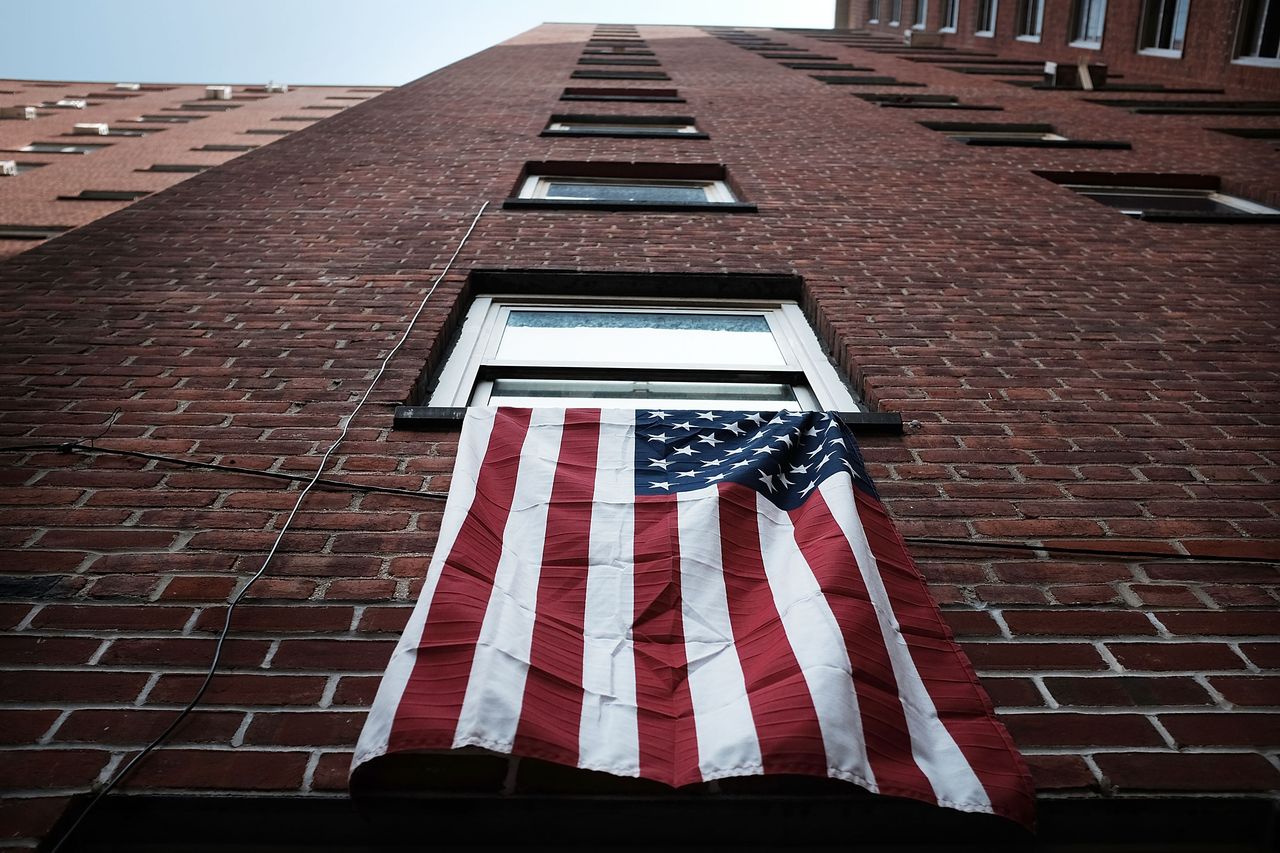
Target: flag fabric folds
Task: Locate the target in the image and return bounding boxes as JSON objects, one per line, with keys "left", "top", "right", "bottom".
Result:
{"left": 352, "top": 407, "right": 1035, "bottom": 827}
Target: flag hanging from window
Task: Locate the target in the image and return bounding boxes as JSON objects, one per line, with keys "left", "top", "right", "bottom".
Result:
{"left": 352, "top": 408, "right": 1035, "bottom": 827}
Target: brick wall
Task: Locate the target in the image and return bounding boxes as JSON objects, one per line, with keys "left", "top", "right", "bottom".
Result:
{"left": 844, "top": 0, "right": 1280, "bottom": 93}
{"left": 0, "top": 21, "right": 1277, "bottom": 849}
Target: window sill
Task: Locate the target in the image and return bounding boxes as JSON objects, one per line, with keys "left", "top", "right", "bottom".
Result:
{"left": 1136, "top": 212, "right": 1280, "bottom": 224}
{"left": 1069, "top": 39, "right": 1102, "bottom": 50}
{"left": 394, "top": 406, "right": 904, "bottom": 434}
{"left": 1015, "top": 35, "right": 1042, "bottom": 42}
{"left": 560, "top": 94, "right": 686, "bottom": 103}
{"left": 939, "top": 27, "right": 957, "bottom": 33}
{"left": 1138, "top": 48, "right": 1184, "bottom": 59}
{"left": 503, "top": 198, "right": 757, "bottom": 213}
{"left": 961, "top": 138, "right": 1131, "bottom": 149}
{"left": 540, "top": 129, "right": 709, "bottom": 140}
{"left": 975, "top": 31, "right": 995, "bottom": 38}
{"left": 1232, "top": 56, "right": 1280, "bottom": 68}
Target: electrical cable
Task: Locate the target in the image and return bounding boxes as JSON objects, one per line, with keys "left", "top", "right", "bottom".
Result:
{"left": 45, "top": 200, "right": 489, "bottom": 853}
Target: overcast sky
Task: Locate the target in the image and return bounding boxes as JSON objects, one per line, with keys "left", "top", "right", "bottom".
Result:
{"left": 5, "top": 0, "right": 836, "bottom": 87}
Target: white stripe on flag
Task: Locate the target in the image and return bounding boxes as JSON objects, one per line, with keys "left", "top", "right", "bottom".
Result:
{"left": 351, "top": 406, "right": 498, "bottom": 769}
{"left": 676, "top": 485, "right": 762, "bottom": 779}
{"left": 453, "top": 409, "right": 565, "bottom": 750}
{"left": 754, "top": 492, "right": 876, "bottom": 790}
{"left": 818, "top": 474, "right": 991, "bottom": 811}
{"left": 578, "top": 409, "right": 641, "bottom": 775}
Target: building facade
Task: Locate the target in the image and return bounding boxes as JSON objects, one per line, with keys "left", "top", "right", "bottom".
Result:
{"left": 1, "top": 79, "right": 388, "bottom": 259}
{"left": 0, "top": 18, "right": 1277, "bottom": 851}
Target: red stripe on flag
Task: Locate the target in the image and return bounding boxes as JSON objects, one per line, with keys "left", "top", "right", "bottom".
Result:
{"left": 851, "top": 487, "right": 1036, "bottom": 827}
{"left": 633, "top": 494, "right": 700, "bottom": 786}
{"left": 388, "top": 408, "right": 533, "bottom": 751}
{"left": 718, "top": 483, "right": 828, "bottom": 775}
{"left": 788, "top": 489, "right": 937, "bottom": 803}
{"left": 512, "top": 409, "right": 601, "bottom": 765}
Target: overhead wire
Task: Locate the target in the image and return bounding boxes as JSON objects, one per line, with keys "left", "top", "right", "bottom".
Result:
{"left": 43, "top": 200, "right": 489, "bottom": 853}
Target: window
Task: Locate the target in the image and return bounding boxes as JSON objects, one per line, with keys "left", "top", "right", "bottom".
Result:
{"left": 1038, "top": 171, "right": 1280, "bottom": 221}
{"left": 941, "top": 0, "right": 960, "bottom": 31}
{"left": 976, "top": 0, "right": 999, "bottom": 35}
{"left": 868, "top": 0, "right": 881, "bottom": 22}
{"left": 923, "top": 121, "right": 1066, "bottom": 141}
{"left": 889, "top": 0, "right": 903, "bottom": 25}
{"left": 1070, "top": 0, "right": 1108, "bottom": 46}
{"left": 57, "top": 190, "right": 152, "bottom": 201}
{"left": 542, "top": 115, "right": 705, "bottom": 138}
{"left": 1139, "top": 0, "right": 1190, "bottom": 56}
{"left": 1235, "top": 0, "right": 1280, "bottom": 64}
{"left": 1016, "top": 0, "right": 1044, "bottom": 39}
{"left": 18, "top": 142, "right": 108, "bottom": 154}
{"left": 561, "top": 86, "right": 684, "bottom": 103}
{"left": 570, "top": 69, "right": 672, "bottom": 81}
{"left": 1, "top": 161, "right": 46, "bottom": 175}
{"left": 913, "top": 0, "right": 929, "bottom": 28}
{"left": 192, "top": 144, "right": 258, "bottom": 152}
{"left": 0, "top": 224, "right": 69, "bottom": 240}
{"left": 507, "top": 162, "right": 754, "bottom": 211}
{"left": 520, "top": 176, "right": 733, "bottom": 203}
{"left": 425, "top": 296, "right": 860, "bottom": 411}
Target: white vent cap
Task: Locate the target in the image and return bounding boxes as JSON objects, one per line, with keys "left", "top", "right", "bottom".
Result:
{"left": 205, "top": 85, "right": 233, "bottom": 100}
{"left": 73, "top": 122, "right": 110, "bottom": 135}
{"left": 0, "top": 160, "right": 17, "bottom": 177}
{"left": 114, "top": 83, "right": 141, "bottom": 91}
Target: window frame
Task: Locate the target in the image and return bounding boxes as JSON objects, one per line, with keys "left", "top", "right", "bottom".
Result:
{"left": 913, "top": 0, "right": 930, "bottom": 29}
{"left": 1138, "top": 0, "right": 1191, "bottom": 57}
{"left": 1069, "top": 0, "right": 1108, "bottom": 48}
{"left": 1234, "top": 0, "right": 1280, "bottom": 65}
{"left": 541, "top": 115, "right": 706, "bottom": 139}
{"left": 1016, "top": 0, "right": 1045, "bottom": 40}
{"left": 975, "top": 0, "right": 999, "bottom": 36}
{"left": 868, "top": 0, "right": 881, "bottom": 23}
{"left": 517, "top": 175, "right": 736, "bottom": 204}
{"left": 890, "top": 0, "right": 903, "bottom": 26}
{"left": 941, "top": 0, "right": 960, "bottom": 32}
{"left": 1063, "top": 184, "right": 1279, "bottom": 217}
{"left": 425, "top": 295, "right": 861, "bottom": 412}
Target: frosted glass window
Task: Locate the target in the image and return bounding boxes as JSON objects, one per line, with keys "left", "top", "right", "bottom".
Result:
{"left": 497, "top": 311, "right": 785, "bottom": 366}
{"left": 544, "top": 182, "right": 708, "bottom": 202}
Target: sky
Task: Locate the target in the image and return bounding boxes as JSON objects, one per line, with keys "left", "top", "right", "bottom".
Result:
{"left": 5, "top": 0, "right": 836, "bottom": 87}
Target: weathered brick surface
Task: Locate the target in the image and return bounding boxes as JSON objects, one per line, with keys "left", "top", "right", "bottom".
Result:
{"left": 0, "top": 20, "right": 1278, "bottom": 848}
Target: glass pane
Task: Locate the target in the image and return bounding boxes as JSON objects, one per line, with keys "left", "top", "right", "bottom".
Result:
{"left": 1077, "top": 189, "right": 1256, "bottom": 215}
{"left": 544, "top": 182, "right": 709, "bottom": 202}
{"left": 559, "top": 123, "right": 693, "bottom": 133}
{"left": 497, "top": 310, "right": 786, "bottom": 366}
{"left": 487, "top": 378, "right": 800, "bottom": 409}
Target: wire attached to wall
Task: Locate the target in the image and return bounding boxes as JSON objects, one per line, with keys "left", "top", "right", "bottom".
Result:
{"left": 45, "top": 200, "right": 489, "bottom": 853}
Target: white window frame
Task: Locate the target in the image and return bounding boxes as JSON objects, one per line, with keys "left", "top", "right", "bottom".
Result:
{"left": 976, "top": 0, "right": 999, "bottom": 36}
{"left": 941, "top": 0, "right": 960, "bottom": 32}
{"left": 1016, "top": 0, "right": 1044, "bottom": 40}
{"left": 427, "top": 296, "right": 860, "bottom": 411}
{"left": 518, "top": 175, "right": 736, "bottom": 203}
{"left": 889, "top": 0, "right": 903, "bottom": 26}
{"left": 948, "top": 129, "right": 1067, "bottom": 140}
{"left": 1234, "top": 0, "right": 1280, "bottom": 65}
{"left": 19, "top": 142, "right": 107, "bottom": 154}
{"left": 1070, "top": 0, "right": 1108, "bottom": 48}
{"left": 1064, "top": 184, "right": 1279, "bottom": 217}
{"left": 868, "top": 0, "right": 881, "bottom": 24}
{"left": 545, "top": 120, "right": 700, "bottom": 134}
{"left": 1138, "top": 0, "right": 1191, "bottom": 57}
{"left": 913, "top": 0, "right": 930, "bottom": 29}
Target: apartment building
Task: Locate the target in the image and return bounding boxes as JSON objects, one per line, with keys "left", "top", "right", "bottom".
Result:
{"left": 0, "top": 16, "right": 1277, "bottom": 851}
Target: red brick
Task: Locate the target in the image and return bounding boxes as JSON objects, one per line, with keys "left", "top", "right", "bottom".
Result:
{"left": 1023, "top": 754, "right": 1097, "bottom": 791}
{"left": 332, "top": 676, "right": 381, "bottom": 707}
{"left": 1094, "top": 753, "right": 1280, "bottom": 792}
{"left": 54, "top": 709, "right": 244, "bottom": 745}
{"left": 148, "top": 673, "right": 328, "bottom": 706}
{"left": 1109, "top": 643, "right": 1249, "bottom": 672}
{"left": 31, "top": 604, "right": 193, "bottom": 631}
{"left": 160, "top": 575, "right": 240, "bottom": 601}
{"left": 0, "top": 670, "right": 149, "bottom": 703}
{"left": 1001, "top": 713, "right": 1163, "bottom": 748}
{"left": 98, "top": 637, "right": 269, "bottom": 668}
{"left": 0, "top": 796, "right": 70, "bottom": 841}
{"left": 324, "top": 578, "right": 398, "bottom": 600}
{"left": 1160, "top": 713, "right": 1280, "bottom": 747}
{"left": 243, "top": 711, "right": 367, "bottom": 745}
{"left": 1156, "top": 611, "right": 1280, "bottom": 637}
{"left": 357, "top": 606, "right": 412, "bottom": 634}
{"left": 194, "top": 604, "right": 354, "bottom": 633}
{"left": 1240, "top": 644, "right": 1280, "bottom": 668}
{"left": 1208, "top": 676, "right": 1280, "bottom": 707}
{"left": 1004, "top": 610, "right": 1156, "bottom": 637}
{"left": 1126, "top": 584, "right": 1204, "bottom": 607}
{"left": 941, "top": 609, "right": 1002, "bottom": 637}
{"left": 961, "top": 643, "right": 1106, "bottom": 671}
{"left": 1044, "top": 676, "right": 1211, "bottom": 707}
{"left": 35, "top": 529, "right": 179, "bottom": 550}
{"left": 124, "top": 748, "right": 311, "bottom": 790}
{"left": 0, "top": 709, "right": 61, "bottom": 744}
{"left": 0, "top": 636, "right": 102, "bottom": 666}
{"left": 4, "top": 749, "right": 111, "bottom": 788}
{"left": 271, "top": 639, "right": 395, "bottom": 670}
{"left": 980, "top": 677, "right": 1044, "bottom": 708}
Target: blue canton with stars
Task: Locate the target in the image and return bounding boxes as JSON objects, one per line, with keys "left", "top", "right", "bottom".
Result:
{"left": 634, "top": 410, "right": 878, "bottom": 510}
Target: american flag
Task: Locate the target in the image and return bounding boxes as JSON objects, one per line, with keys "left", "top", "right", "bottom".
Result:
{"left": 353, "top": 407, "right": 1034, "bottom": 827}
